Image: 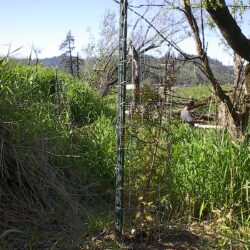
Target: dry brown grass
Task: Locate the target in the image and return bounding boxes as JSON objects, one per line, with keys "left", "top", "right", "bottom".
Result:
{"left": 0, "top": 124, "right": 92, "bottom": 249}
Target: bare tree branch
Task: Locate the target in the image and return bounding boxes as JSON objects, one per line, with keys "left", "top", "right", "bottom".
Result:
{"left": 204, "top": 0, "right": 250, "bottom": 62}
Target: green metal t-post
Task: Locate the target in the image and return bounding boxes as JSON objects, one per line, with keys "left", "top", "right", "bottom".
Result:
{"left": 115, "top": 0, "right": 128, "bottom": 239}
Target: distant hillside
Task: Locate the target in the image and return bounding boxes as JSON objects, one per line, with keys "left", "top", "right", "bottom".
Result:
{"left": 22, "top": 54, "right": 234, "bottom": 85}
{"left": 15, "top": 56, "right": 65, "bottom": 70}
{"left": 40, "top": 56, "right": 63, "bottom": 68}
{"left": 177, "top": 58, "right": 234, "bottom": 85}
{"left": 39, "top": 55, "right": 83, "bottom": 74}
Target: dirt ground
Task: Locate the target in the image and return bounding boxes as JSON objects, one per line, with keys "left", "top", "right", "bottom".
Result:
{"left": 82, "top": 224, "right": 220, "bottom": 250}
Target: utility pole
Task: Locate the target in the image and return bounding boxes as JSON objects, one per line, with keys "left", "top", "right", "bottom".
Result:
{"left": 115, "top": 0, "right": 128, "bottom": 239}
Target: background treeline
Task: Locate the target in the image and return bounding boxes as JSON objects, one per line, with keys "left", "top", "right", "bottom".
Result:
{"left": 20, "top": 53, "right": 234, "bottom": 86}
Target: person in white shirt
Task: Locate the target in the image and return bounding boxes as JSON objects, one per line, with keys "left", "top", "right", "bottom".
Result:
{"left": 181, "top": 101, "right": 225, "bottom": 130}
{"left": 180, "top": 101, "right": 198, "bottom": 125}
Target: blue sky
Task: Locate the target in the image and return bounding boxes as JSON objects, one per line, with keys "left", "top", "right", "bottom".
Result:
{"left": 1, "top": 0, "right": 249, "bottom": 65}
{"left": 0, "top": 0, "right": 118, "bottom": 58}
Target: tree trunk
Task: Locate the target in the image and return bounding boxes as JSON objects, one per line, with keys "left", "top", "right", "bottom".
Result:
{"left": 183, "top": 0, "right": 249, "bottom": 138}
{"left": 242, "top": 64, "right": 250, "bottom": 134}
{"left": 204, "top": 0, "right": 250, "bottom": 138}
{"left": 69, "top": 49, "right": 74, "bottom": 76}
{"left": 204, "top": 0, "right": 250, "bottom": 62}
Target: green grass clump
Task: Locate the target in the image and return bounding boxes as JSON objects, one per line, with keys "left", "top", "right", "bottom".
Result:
{"left": 0, "top": 60, "right": 117, "bottom": 248}
{"left": 122, "top": 86, "right": 249, "bottom": 247}
{"left": 171, "top": 124, "right": 250, "bottom": 219}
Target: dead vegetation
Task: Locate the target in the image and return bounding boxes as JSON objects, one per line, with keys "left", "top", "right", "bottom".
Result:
{"left": 0, "top": 124, "right": 88, "bottom": 249}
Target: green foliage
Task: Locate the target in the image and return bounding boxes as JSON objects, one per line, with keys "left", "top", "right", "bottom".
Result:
{"left": 175, "top": 83, "right": 232, "bottom": 99}
{"left": 86, "top": 212, "right": 110, "bottom": 233}
{"left": 171, "top": 125, "right": 250, "bottom": 217}
{"left": 0, "top": 61, "right": 116, "bottom": 190}
{"left": 175, "top": 84, "right": 213, "bottom": 98}
{"left": 66, "top": 81, "right": 112, "bottom": 125}
{"left": 123, "top": 83, "right": 249, "bottom": 246}
{"left": 1, "top": 59, "right": 249, "bottom": 247}
{"left": 141, "top": 84, "right": 161, "bottom": 103}
{"left": 0, "top": 60, "right": 118, "bottom": 248}
{"left": 55, "top": 115, "right": 116, "bottom": 188}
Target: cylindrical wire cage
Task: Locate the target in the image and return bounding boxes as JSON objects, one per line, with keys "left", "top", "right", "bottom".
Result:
{"left": 115, "top": 1, "right": 178, "bottom": 241}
